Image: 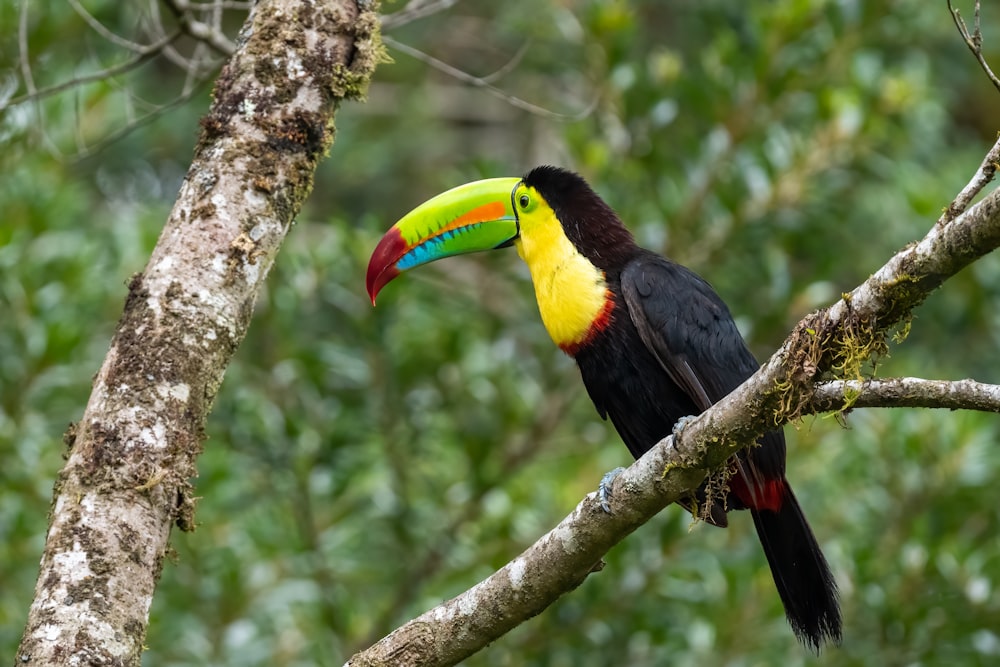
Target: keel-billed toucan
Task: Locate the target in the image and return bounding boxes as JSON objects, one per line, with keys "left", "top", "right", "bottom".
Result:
{"left": 366, "top": 166, "right": 841, "bottom": 650}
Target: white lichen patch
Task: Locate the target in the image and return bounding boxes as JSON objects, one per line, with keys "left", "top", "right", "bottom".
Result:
{"left": 115, "top": 405, "right": 143, "bottom": 429}
{"left": 508, "top": 557, "right": 527, "bottom": 590}
{"left": 292, "top": 84, "right": 323, "bottom": 114}
{"left": 243, "top": 187, "right": 267, "bottom": 209}
{"left": 53, "top": 494, "right": 67, "bottom": 519}
{"left": 248, "top": 221, "right": 271, "bottom": 242}
{"left": 174, "top": 180, "right": 195, "bottom": 219}
{"left": 146, "top": 295, "right": 163, "bottom": 321}
{"left": 549, "top": 523, "right": 580, "bottom": 554}
{"left": 80, "top": 493, "right": 97, "bottom": 516}
{"left": 430, "top": 604, "right": 454, "bottom": 623}
{"left": 192, "top": 161, "right": 220, "bottom": 195}
{"left": 156, "top": 382, "right": 190, "bottom": 403}
{"left": 138, "top": 420, "right": 168, "bottom": 450}
{"left": 456, "top": 580, "right": 487, "bottom": 618}
{"left": 53, "top": 610, "right": 130, "bottom": 663}
{"left": 243, "top": 261, "right": 261, "bottom": 286}
{"left": 154, "top": 254, "right": 175, "bottom": 275}
{"left": 193, "top": 284, "right": 239, "bottom": 343}
{"left": 286, "top": 53, "right": 306, "bottom": 80}
{"left": 169, "top": 383, "right": 190, "bottom": 403}
{"left": 85, "top": 378, "right": 111, "bottom": 417}
{"left": 52, "top": 540, "right": 94, "bottom": 584}
{"left": 211, "top": 192, "right": 229, "bottom": 212}
{"left": 240, "top": 97, "right": 257, "bottom": 119}
{"left": 36, "top": 623, "right": 61, "bottom": 642}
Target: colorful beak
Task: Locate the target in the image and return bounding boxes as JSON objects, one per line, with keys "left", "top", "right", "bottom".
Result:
{"left": 366, "top": 177, "right": 522, "bottom": 304}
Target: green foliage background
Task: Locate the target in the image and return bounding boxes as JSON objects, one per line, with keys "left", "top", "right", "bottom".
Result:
{"left": 3, "top": 1, "right": 1000, "bottom": 665}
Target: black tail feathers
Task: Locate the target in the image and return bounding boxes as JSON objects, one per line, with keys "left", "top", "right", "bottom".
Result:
{"left": 751, "top": 483, "right": 842, "bottom": 652}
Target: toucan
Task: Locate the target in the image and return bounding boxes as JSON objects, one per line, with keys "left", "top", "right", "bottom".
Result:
{"left": 366, "top": 165, "right": 841, "bottom": 650}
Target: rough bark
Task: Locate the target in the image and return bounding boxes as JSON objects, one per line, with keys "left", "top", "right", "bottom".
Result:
{"left": 16, "top": 1, "right": 381, "bottom": 664}
{"left": 813, "top": 377, "right": 1000, "bottom": 412}
{"left": 345, "top": 183, "right": 1000, "bottom": 666}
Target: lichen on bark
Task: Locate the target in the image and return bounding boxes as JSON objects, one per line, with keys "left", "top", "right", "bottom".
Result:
{"left": 16, "top": 2, "right": 381, "bottom": 665}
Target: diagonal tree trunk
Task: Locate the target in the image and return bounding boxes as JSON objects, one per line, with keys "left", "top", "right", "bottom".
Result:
{"left": 15, "top": 2, "right": 381, "bottom": 664}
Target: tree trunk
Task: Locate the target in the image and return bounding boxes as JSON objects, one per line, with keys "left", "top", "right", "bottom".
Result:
{"left": 15, "top": 1, "right": 380, "bottom": 664}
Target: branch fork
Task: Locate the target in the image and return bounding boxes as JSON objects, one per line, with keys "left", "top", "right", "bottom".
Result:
{"left": 345, "top": 140, "right": 1000, "bottom": 667}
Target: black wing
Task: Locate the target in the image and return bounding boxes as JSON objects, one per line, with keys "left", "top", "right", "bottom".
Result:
{"left": 620, "top": 252, "right": 760, "bottom": 409}
{"left": 620, "top": 252, "right": 786, "bottom": 484}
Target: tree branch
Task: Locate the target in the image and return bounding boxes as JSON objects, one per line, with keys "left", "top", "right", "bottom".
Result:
{"left": 813, "top": 377, "right": 1000, "bottom": 412}
{"left": 381, "top": 34, "right": 596, "bottom": 121}
{"left": 67, "top": 0, "right": 155, "bottom": 53}
{"left": 345, "top": 169, "right": 1000, "bottom": 665}
{"left": 381, "top": 0, "right": 460, "bottom": 30}
{"left": 69, "top": 77, "right": 211, "bottom": 161}
{"left": 15, "top": 1, "right": 381, "bottom": 664}
{"left": 948, "top": 0, "right": 1000, "bottom": 94}
{"left": 939, "top": 134, "right": 1000, "bottom": 224}
{"left": 0, "top": 30, "right": 182, "bottom": 113}
{"left": 163, "top": 0, "right": 238, "bottom": 55}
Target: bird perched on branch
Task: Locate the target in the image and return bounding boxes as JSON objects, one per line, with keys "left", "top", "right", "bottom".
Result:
{"left": 366, "top": 165, "right": 841, "bottom": 650}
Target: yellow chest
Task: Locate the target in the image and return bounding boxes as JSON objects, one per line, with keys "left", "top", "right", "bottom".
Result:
{"left": 514, "top": 215, "right": 611, "bottom": 352}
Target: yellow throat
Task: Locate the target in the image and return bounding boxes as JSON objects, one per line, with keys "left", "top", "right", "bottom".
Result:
{"left": 512, "top": 194, "right": 611, "bottom": 353}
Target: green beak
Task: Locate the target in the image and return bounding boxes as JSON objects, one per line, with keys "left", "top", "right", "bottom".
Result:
{"left": 366, "top": 177, "right": 522, "bottom": 304}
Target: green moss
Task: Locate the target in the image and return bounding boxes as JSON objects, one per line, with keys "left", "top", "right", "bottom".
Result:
{"left": 892, "top": 315, "right": 913, "bottom": 344}
{"left": 829, "top": 314, "right": 888, "bottom": 380}
{"left": 698, "top": 461, "right": 734, "bottom": 523}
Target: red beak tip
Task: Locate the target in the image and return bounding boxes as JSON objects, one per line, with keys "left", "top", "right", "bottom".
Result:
{"left": 365, "top": 279, "right": 383, "bottom": 307}
{"left": 365, "top": 228, "right": 407, "bottom": 308}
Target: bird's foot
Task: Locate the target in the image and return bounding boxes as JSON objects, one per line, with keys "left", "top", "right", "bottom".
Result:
{"left": 672, "top": 415, "right": 697, "bottom": 443}
{"left": 598, "top": 467, "right": 627, "bottom": 514}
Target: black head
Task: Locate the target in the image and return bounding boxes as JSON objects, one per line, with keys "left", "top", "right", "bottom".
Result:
{"left": 522, "top": 166, "right": 638, "bottom": 272}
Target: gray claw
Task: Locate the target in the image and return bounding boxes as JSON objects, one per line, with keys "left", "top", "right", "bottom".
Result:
{"left": 672, "top": 415, "right": 696, "bottom": 440}
{"left": 598, "top": 467, "right": 627, "bottom": 513}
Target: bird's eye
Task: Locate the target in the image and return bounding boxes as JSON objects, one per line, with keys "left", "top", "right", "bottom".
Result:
{"left": 519, "top": 194, "right": 530, "bottom": 209}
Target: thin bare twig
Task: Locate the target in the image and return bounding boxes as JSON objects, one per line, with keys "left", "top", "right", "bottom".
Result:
{"left": 0, "top": 30, "right": 182, "bottom": 113}
{"left": 18, "top": 0, "right": 37, "bottom": 99}
{"left": 948, "top": 0, "right": 1000, "bottom": 93}
{"left": 381, "top": 0, "right": 460, "bottom": 30}
{"left": 480, "top": 41, "right": 531, "bottom": 85}
{"left": 9, "top": 0, "right": 235, "bottom": 158}
{"left": 188, "top": 0, "right": 253, "bottom": 9}
{"left": 71, "top": 78, "right": 211, "bottom": 161}
{"left": 17, "top": 0, "right": 65, "bottom": 159}
{"left": 181, "top": 41, "right": 215, "bottom": 95}
{"left": 943, "top": 0, "right": 1000, "bottom": 225}
{"left": 382, "top": 35, "right": 596, "bottom": 121}
{"left": 68, "top": 0, "right": 151, "bottom": 52}
{"left": 148, "top": 0, "right": 209, "bottom": 72}
{"left": 163, "top": 0, "right": 238, "bottom": 55}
